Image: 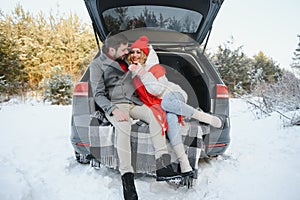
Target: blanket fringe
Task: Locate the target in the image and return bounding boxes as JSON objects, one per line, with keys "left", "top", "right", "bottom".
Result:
{"left": 136, "top": 162, "right": 156, "bottom": 175}
{"left": 99, "top": 156, "right": 117, "bottom": 169}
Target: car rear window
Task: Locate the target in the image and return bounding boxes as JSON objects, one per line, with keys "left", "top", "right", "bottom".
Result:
{"left": 102, "top": 5, "right": 203, "bottom": 34}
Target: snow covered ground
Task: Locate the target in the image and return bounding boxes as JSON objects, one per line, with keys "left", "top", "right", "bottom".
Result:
{"left": 0, "top": 98, "right": 300, "bottom": 200}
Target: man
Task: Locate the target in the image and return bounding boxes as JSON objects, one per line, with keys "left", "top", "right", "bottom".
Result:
{"left": 89, "top": 34, "right": 180, "bottom": 200}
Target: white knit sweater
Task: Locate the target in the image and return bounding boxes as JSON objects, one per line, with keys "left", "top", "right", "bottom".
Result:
{"left": 137, "top": 47, "right": 188, "bottom": 102}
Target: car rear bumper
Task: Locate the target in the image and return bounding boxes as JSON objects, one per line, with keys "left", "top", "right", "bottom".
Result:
{"left": 204, "top": 116, "right": 230, "bottom": 156}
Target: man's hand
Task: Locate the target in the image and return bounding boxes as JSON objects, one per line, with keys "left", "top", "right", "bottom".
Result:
{"left": 112, "top": 108, "right": 130, "bottom": 121}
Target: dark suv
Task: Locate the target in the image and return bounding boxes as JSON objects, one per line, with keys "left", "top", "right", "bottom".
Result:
{"left": 71, "top": 0, "right": 230, "bottom": 170}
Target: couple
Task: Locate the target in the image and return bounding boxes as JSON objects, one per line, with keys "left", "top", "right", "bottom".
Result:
{"left": 89, "top": 34, "right": 223, "bottom": 200}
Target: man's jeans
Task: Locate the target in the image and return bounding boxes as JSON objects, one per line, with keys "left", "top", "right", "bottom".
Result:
{"left": 105, "top": 103, "right": 168, "bottom": 175}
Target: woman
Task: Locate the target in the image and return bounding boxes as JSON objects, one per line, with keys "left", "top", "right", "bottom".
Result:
{"left": 128, "top": 36, "right": 223, "bottom": 178}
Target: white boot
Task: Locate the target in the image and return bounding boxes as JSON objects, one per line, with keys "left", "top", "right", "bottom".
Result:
{"left": 191, "top": 110, "right": 222, "bottom": 128}
{"left": 173, "top": 144, "right": 192, "bottom": 173}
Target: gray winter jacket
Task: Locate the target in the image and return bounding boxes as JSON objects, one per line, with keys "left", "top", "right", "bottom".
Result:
{"left": 89, "top": 53, "right": 143, "bottom": 115}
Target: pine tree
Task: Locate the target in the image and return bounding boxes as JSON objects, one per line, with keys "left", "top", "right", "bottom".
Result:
{"left": 211, "top": 39, "right": 283, "bottom": 96}
{"left": 0, "top": 5, "right": 96, "bottom": 100}
{"left": 41, "top": 66, "right": 73, "bottom": 105}
{"left": 291, "top": 35, "right": 300, "bottom": 76}
{"left": 0, "top": 9, "right": 28, "bottom": 98}
{"left": 250, "top": 51, "right": 281, "bottom": 90}
{"left": 210, "top": 39, "right": 252, "bottom": 95}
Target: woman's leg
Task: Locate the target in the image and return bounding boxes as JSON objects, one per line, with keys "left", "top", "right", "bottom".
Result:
{"left": 191, "top": 110, "right": 222, "bottom": 128}
{"left": 162, "top": 92, "right": 222, "bottom": 128}
{"left": 166, "top": 112, "right": 182, "bottom": 146}
{"left": 161, "top": 92, "right": 194, "bottom": 117}
{"left": 130, "top": 104, "right": 181, "bottom": 181}
{"left": 166, "top": 113, "right": 192, "bottom": 173}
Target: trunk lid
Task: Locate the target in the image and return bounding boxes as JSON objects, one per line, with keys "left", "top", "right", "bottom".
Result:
{"left": 84, "top": 0, "right": 224, "bottom": 44}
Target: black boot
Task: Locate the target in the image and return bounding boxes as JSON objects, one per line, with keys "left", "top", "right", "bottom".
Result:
{"left": 156, "top": 154, "right": 182, "bottom": 181}
{"left": 181, "top": 171, "right": 194, "bottom": 188}
{"left": 121, "top": 172, "right": 138, "bottom": 200}
{"left": 181, "top": 170, "right": 194, "bottom": 177}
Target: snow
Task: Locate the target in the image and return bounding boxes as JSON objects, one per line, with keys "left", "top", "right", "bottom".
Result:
{"left": 0, "top": 98, "right": 300, "bottom": 200}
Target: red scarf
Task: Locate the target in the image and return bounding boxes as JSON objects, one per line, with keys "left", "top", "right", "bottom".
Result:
{"left": 105, "top": 53, "right": 128, "bottom": 72}
{"left": 133, "top": 64, "right": 184, "bottom": 135}
{"left": 133, "top": 77, "right": 167, "bottom": 135}
{"left": 133, "top": 64, "right": 168, "bottom": 135}
{"left": 117, "top": 60, "right": 128, "bottom": 72}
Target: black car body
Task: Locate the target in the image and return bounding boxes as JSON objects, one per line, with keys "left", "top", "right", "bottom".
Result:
{"left": 71, "top": 0, "right": 230, "bottom": 166}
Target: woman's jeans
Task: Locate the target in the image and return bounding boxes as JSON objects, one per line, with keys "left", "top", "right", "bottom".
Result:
{"left": 161, "top": 92, "right": 195, "bottom": 146}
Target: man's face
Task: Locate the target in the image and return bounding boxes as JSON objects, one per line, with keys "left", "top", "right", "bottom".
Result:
{"left": 113, "top": 43, "right": 129, "bottom": 60}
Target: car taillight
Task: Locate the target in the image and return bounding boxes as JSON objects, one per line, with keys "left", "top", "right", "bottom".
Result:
{"left": 216, "top": 84, "right": 229, "bottom": 99}
{"left": 73, "top": 82, "right": 88, "bottom": 97}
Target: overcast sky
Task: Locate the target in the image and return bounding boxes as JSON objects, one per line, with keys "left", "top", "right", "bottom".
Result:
{"left": 1, "top": 0, "right": 300, "bottom": 71}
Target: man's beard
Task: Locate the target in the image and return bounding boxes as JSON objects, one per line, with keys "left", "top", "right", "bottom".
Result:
{"left": 115, "top": 54, "right": 126, "bottom": 62}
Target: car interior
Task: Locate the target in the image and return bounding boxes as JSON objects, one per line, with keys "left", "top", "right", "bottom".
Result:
{"left": 158, "top": 52, "right": 210, "bottom": 113}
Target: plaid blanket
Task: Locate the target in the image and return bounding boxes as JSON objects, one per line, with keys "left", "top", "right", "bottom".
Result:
{"left": 89, "top": 116, "right": 209, "bottom": 176}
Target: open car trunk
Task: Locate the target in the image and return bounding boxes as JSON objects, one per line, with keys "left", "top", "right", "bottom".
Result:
{"left": 71, "top": 0, "right": 230, "bottom": 171}
{"left": 156, "top": 51, "right": 210, "bottom": 113}
{"left": 86, "top": 50, "right": 211, "bottom": 175}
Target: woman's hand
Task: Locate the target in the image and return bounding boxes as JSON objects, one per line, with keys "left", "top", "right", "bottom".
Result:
{"left": 129, "top": 63, "right": 146, "bottom": 77}
{"left": 128, "top": 64, "right": 139, "bottom": 72}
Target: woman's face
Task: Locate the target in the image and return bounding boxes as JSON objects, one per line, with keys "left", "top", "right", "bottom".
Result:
{"left": 129, "top": 48, "right": 142, "bottom": 64}
{"left": 128, "top": 48, "right": 146, "bottom": 64}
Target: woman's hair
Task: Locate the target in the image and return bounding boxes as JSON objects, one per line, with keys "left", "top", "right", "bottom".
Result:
{"left": 127, "top": 50, "right": 148, "bottom": 65}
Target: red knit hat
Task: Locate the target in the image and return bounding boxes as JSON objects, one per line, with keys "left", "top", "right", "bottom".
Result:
{"left": 131, "top": 36, "right": 149, "bottom": 56}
